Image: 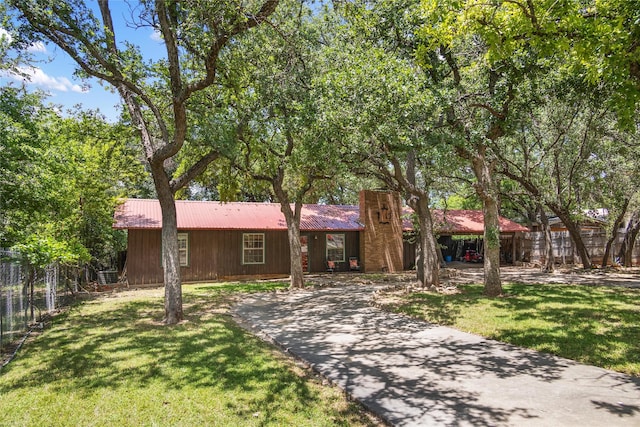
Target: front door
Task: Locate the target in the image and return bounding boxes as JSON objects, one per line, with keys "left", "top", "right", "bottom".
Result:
{"left": 300, "top": 235, "right": 309, "bottom": 272}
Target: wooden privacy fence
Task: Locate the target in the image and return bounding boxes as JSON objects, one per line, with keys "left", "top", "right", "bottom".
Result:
{"left": 0, "top": 250, "right": 65, "bottom": 349}
{"left": 523, "top": 230, "right": 640, "bottom": 266}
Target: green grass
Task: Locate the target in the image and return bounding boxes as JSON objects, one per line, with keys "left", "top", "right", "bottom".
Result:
{"left": 382, "top": 283, "right": 640, "bottom": 376}
{"left": 0, "top": 282, "right": 379, "bottom": 426}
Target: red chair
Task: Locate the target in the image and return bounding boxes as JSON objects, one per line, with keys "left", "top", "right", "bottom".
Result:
{"left": 326, "top": 260, "right": 336, "bottom": 273}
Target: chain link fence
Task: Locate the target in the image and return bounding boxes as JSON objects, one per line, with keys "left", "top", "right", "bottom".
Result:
{"left": 0, "top": 250, "right": 71, "bottom": 350}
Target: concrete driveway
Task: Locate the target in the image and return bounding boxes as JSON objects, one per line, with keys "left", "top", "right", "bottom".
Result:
{"left": 232, "top": 282, "right": 640, "bottom": 426}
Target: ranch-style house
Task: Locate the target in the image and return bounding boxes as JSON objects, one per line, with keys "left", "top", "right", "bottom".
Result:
{"left": 114, "top": 190, "right": 529, "bottom": 285}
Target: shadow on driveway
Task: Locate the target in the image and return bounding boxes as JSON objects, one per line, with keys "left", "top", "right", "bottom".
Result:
{"left": 233, "top": 284, "right": 640, "bottom": 426}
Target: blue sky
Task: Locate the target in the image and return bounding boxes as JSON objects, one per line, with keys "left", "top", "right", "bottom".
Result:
{"left": 0, "top": 2, "right": 165, "bottom": 122}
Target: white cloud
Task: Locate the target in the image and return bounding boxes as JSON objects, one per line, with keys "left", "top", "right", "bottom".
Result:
{"left": 1, "top": 28, "right": 46, "bottom": 53}
{"left": 0, "top": 28, "right": 12, "bottom": 44}
{"left": 27, "top": 41, "right": 47, "bottom": 54}
{"left": 150, "top": 30, "right": 163, "bottom": 42}
{"left": 1, "top": 27, "right": 46, "bottom": 53}
{"left": 4, "top": 66, "right": 88, "bottom": 93}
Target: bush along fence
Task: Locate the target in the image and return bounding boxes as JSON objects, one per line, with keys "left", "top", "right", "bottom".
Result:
{"left": 0, "top": 250, "right": 71, "bottom": 351}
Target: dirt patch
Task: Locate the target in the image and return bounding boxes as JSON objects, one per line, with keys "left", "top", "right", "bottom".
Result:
{"left": 0, "top": 325, "right": 45, "bottom": 369}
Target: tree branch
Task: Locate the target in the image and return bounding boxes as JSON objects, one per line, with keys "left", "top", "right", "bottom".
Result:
{"left": 468, "top": 102, "right": 506, "bottom": 120}
{"left": 183, "top": 0, "right": 280, "bottom": 99}
{"left": 170, "top": 150, "right": 220, "bottom": 193}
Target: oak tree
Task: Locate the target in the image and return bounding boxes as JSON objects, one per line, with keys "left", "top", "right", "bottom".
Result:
{"left": 7, "top": 0, "right": 279, "bottom": 323}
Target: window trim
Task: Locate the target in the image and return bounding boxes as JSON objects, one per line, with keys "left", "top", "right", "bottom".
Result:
{"left": 326, "top": 233, "right": 345, "bottom": 262}
{"left": 177, "top": 232, "right": 189, "bottom": 267}
{"left": 242, "top": 233, "right": 265, "bottom": 265}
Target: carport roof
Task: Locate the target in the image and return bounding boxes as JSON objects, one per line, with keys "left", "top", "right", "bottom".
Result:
{"left": 114, "top": 198, "right": 529, "bottom": 234}
{"left": 429, "top": 209, "right": 529, "bottom": 234}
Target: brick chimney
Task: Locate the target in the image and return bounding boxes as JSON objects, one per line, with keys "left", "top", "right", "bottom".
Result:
{"left": 359, "top": 190, "right": 404, "bottom": 272}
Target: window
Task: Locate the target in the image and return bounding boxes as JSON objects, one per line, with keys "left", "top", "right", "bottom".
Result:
{"left": 243, "top": 233, "right": 265, "bottom": 264}
{"left": 326, "top": 234, "right": 345, "bottom": 262}
{"left": 178, "top": 233, "right": 189, "bottom": 266}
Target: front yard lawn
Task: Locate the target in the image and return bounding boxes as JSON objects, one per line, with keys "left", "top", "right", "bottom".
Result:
{"left": 0, "top": 282, "right": 380, "bottom": 426}
{"left": 377, "top": 282, "right": 640, "bottom": 376}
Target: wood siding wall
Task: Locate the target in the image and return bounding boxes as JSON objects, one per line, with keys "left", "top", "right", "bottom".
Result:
{"left": 126, "top": 229, "right": 360, "bottom": 285}
{"left": 126, "top": 229, "right": 162, "bottom": 285}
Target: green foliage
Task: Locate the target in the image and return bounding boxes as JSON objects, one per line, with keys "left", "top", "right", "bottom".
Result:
{"left": 12, "top": 234, "right": 89, "bottom": 268}
{"left": 6, "top": 0, "right": 287, "bottom": 322}
{"left": 45, "top": 109, "right": 145, "bottom": 265}
{"left": 192, "top": 2, "right": 348, "bottom": 204}
{"left": 433, "top": 192, "right": 482, "bottom": 210}
{"left": 423, "top": 0, "right": 640, "bottom": 125}
{"left": 4, "top": 0, "right": 640, "bottom": 276}
{"left": 0, "top": 87, "right": 144, "bottom": 268}
{"left": 499, "top": 72, "right": 640, "bottom": 238}
{"left": 320, "top": 5, "right": 462, "bottom": 201}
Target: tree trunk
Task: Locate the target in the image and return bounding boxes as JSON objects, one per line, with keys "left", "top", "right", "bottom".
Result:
{"left": 538, "top": 206, "right": 555, "bottom": 272}
{"left": 400, "top": 149, "right": 439, "bottom": 288}
{"left": 555, "top": 211, "right": 591, "bottom": 268}
{"left": 602, "top": 235, "right": 615, "bottom": 267}
{"left": 624, "top": 223, "right": 640, "bottom": 267}
{"left": 415, "top": 239, "right": 424, "bottom": 284}
{"left": 482, "top": 194, "right": 502, "bottom": 295}
{"left": 471, "top": 148, "right": 502, "bottom": 296}
{"left": 411, "top": 196, "right": 439, "bottom": 288}
{"left": 273, "top": 175, "right": 304, "bottom": 289}
{"left": 436, "top": 244, "right": 445, "bottom": 266}
{"left": 151, "top": 162, "right": 183, "bottom": 324}
{"left": 618, "top": 211, "right": 640, "bottom": 267}
{"left": 28, "top": 269, "right": 35, "bottom": 323}
{"left": 281, "top": 203, "right": 305, "bottom": 289}
{"left": 602, "top": 202, "right": 628, "bottom": 267}
{"left": 23, "top": 277, "right": 29, "bottom": 327}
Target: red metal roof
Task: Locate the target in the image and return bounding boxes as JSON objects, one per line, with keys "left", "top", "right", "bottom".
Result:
{"left": 113, "top": 199, "right": 363, "bottom": 231}
{"left": 114, "top": 199, "right": 529, "bottom": 234}
{"left": 429, "top": 209, "right": 529, "bottom": 234}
